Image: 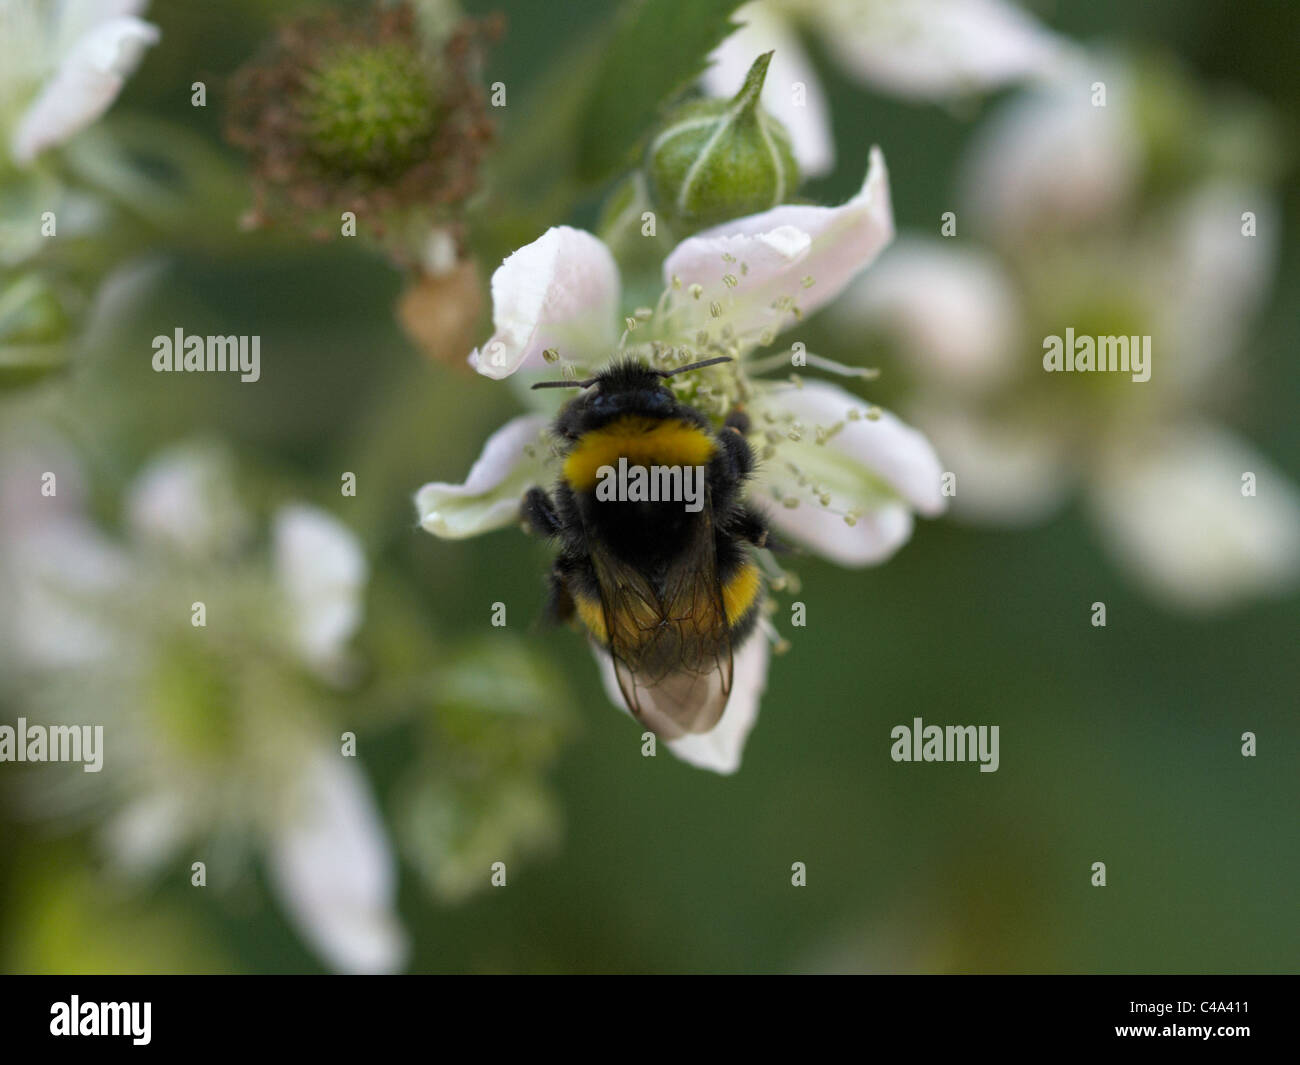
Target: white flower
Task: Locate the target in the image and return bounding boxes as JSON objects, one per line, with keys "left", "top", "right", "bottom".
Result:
{"left": 1, "top": 0, "right": 160, "bottom": 166}
{"left": 418, "top": 148, "right": 946, "bottom": 772}
{"left": 839, "top": 68, "right": 1299, "bottom": 611}
{"left": 705, "top": 0, "right": 1076, "bottom": 176}
{"left": 0, "top": 440, "right": 408, "bottom": 973}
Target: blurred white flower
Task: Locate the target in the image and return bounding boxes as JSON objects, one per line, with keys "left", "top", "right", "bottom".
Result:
{"left": 1087, "top": 425, "right": 1300, "bottom": 613}
{"left": 416, "top": 148, "right": 945, "bottom": 772}
{"left": 837, "top": 66, "right": 1299, "bottom": 611}
{"left": 273, "top": 505, "right": 368, "bottom": 682}
{"left": 1, "top": 0, "right": 160, "bottom": 166}
{"left": 957, "top": 60, "right": 1140, "bottom": 246}
{"left": 706, "top": 0, "right": 1077, "bottom": 176}
{"left": 0, "top": 440, "right": 407, "bottom": 973}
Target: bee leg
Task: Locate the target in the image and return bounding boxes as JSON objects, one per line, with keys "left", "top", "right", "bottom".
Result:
{"left": 724, "top": 407, "right": 751, "bottom": 435}
{"left": 736, "top": 504, "right": 786, "bottom": 552}
{"left": 521, "top": 486, "right": 563, "bottom": 539}
{"left": 543, "top": 567, "right": 576, "bottom": 625}
{"left": 713, "top": 420, "right": 755, "bottom": 484}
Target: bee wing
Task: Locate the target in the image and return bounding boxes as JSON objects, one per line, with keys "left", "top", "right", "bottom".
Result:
{"left": 589, "top": 506, "right": 734, "bottom": 739}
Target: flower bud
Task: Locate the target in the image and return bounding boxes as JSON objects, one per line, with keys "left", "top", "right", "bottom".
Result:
{"left": 646, "top": 52, "right": 798, "bottom": 236}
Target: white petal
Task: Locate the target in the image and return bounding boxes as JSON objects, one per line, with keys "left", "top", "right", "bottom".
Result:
{"left": 273, "top": 505, "right": 367, "bottom": 674}
{"left": 1087, "top": 425, "right": 1300, "bottom": 612}
{"left": 6, "top": 517, "right": 131, "bottom": 669}
{"left": 906, "top": 401, "right": 1071, "bottom": 526}
{"left": 265, "top": 749, "right": 408, "bottom": 974}
{"left": 56, "top": 1, "right": 152, "bottom": 45}
{"left": 704, "top": 2, "right": 835, "bottom": 177}
{"left": 103, "top": 792, "right": 188, "bottom": 876}
{"left": 0, "top": 428, "right": 89, "bottom": 533}
{"left": 0, "top": 432, "right": 131, "bottom": 673}
{"left": 751, "top": 380, "right": 946, "bottom": 565}
{"left": 777, "top": 494, "right": 917, "bottom": 569}
{"left": 125, "top": 443, "right": 250, "bottom": 560}
{"left": 415, "top": 414, "right": 550, "bottom": 538}
{"left": 663, "top": 147, "right": 893, "bottom": 338}
{"left": 596, "top": 634, "right": 770, "bottom": 775}
{"left": 961, "top": 64, "right": 1140, "bottom": 244}
{"left": 833, "top": 238, "right": 1022, "bottom": 393}
{"left": 469, "top": 226, "right": 620, "bottom": 380}
{"left": 1146, "top": 183, "right": 1278, "bottom": 396}
{"left": 810, "top": 0, "right": 1075, "bottom": 99}
{"left": 11, "top": 15, "right": 160, "bottom": 165}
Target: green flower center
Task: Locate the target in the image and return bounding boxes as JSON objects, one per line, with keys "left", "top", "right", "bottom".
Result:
{"left": 148, "top": 637, "right": 239, "bottom": 761}
{"left": 298, "top": 42, "right": 439, "bottom": 175}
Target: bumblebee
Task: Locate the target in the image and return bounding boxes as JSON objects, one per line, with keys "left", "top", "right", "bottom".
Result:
{"left": 523, "top": 357, "right": 770, "bottom": 739}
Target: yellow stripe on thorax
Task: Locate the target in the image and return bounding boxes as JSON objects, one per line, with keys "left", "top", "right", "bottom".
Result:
{"left": 563, "top": 416, "right": 715, "bottom": 492}
{"left": 721, "top": 559, "right": 761, "bottom": 625}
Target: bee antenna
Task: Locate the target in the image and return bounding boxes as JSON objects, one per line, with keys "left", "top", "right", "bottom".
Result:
{"left": 658, "top": 356, "right": 734, "bottom": 378}
{"left": 530, "top": 376, "right": 597, "bottom": 390}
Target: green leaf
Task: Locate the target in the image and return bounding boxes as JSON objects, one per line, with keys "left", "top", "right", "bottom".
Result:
{"left": 576, "top": 0, "right": 745, "bottom": 185}
{"left": 0, "top": 274, "right": 75, "bottom": 390}
{"left": 0, "top": 343, "right": 70, "bottom": 390}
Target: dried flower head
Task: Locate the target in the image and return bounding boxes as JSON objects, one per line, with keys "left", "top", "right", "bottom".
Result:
{"left": 226, "top": 2, "right": 500, "bottom": 263}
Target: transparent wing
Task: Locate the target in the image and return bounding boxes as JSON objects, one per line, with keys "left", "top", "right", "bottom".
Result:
{"left": 588, "top": 507, "right": 734, "bottom": 739}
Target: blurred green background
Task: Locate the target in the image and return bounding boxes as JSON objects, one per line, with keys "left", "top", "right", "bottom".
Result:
{"left": 1, "top": 0, "right": 1297, "bottom": 973}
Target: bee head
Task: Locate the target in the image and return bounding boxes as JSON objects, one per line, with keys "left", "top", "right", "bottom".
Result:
{"left": 531, "top": 356, "right": 731, "bottom": 396}
{"left": 530, "top": 358, "right": 733, "bottom": 442}
{"left": 535, "top": 356, "right": 732, "bottom": 438}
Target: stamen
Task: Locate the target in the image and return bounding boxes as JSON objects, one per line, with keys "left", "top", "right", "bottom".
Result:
{"left": 803, "top": 353, "right": 881, "bottom": 379}
{"left": 759, "top": 617, "right": 792, "bottom": 656}
{"left": 814, "top": 421, "right": 845, "bottom": 445}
